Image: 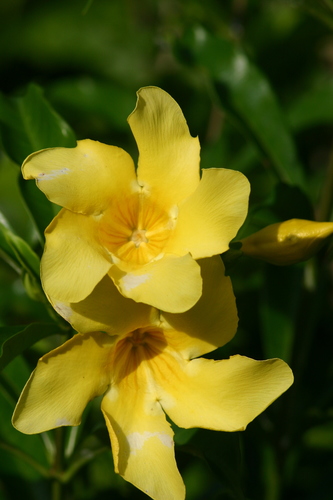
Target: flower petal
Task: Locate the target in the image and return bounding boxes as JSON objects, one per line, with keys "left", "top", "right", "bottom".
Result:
{"left": 109, "top": 254, "right": 202, "bottom": 313}
{"left": 42, "top": 209, "right": 111, "bottom": 303}
{"left": 102, "top": 365, "right": 185, "bottom": 500}
{"left": 162, "top": 256, "right": 238, "bottom": 359}
{"left": 12, "top": 332, "right": 114, "bottom": 434}
{"left": 165, "top": 168, "right": 250, "bottom": 258}
{"left": 128, "top": 87, "right": 200, "bottom": 207}
{"left": 22, "top": 139, "right": 137, "bottom": 215}
{"left": 53, "top": 275, "right": 158, "bottom": 336}
{"left": 157, "top": 355, "right": 293, "bottom": 432}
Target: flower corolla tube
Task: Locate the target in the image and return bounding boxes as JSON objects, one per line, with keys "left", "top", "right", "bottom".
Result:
{"left": 22, "top": 86, "right": 250, "bottom": 313}
{"left": 12, "top": 257, "right": 293, "bottom": 500}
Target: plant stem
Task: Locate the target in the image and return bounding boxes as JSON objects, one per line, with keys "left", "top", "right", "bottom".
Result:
{"left": 52, "top": 480, "right": 62, "bottom": 500}
{"left": 41, "top": 431, "right": 56, "bottom": 464}
{"left": 64, "top": 426, "right": 79, "bottom": 459}
{"left": 318, "top": 149, "right": 333, "bottom": 222}
{"left": 51, "top": 428, "right": 64, "bottom": 500}
{"left": 61, "top": 446, "right": 109, "bottom": 483}
{"left": 0, "top": 441, "right": 49, "bottom": 477}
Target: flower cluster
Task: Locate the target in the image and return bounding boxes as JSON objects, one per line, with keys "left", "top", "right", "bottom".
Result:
{"left": 12, "top": 87, "right": 293, "bottom": 500}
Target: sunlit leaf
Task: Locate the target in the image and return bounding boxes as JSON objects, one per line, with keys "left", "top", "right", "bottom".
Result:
{"left": 176, "top": 27, "right": 306, "bottom": 190}
{"left": 0, "top": 210, "right": 40, "bottom": 278}
{"left": 0, "top": 83, "right": 76, "bottom": 165}
{"left": 0, "top": 84, "right": 75, "bottom": 243}
{"left": 0, "top": 211, "right": 47, "bottom": 303}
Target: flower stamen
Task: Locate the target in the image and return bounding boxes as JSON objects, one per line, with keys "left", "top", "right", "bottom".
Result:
{"left": 98, "top": 195, "right": 173, "bottom": 266}
{"left": 130, "top": 229, "right": 149, "bottom": 247}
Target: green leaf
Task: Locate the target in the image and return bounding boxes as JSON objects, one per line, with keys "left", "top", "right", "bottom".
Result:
{"left": 176, "top": 27, "right": 306, "bottom": 191}
{"left": 48, "top": 77, "right": 135, "bottom": 131}
{"left": 300, "top": 0, "right": 333, "bottom": 30}
{"left": 221, "top": 247, "right": 243, "bottom": 276}
{"left": 173, "top": 424, "right": 198, "bottom": 446}
{"left": 304, "top": 420, "right": 333, "bottom": 450}
{"left": 260, "top": 266, "right": 303, "bottom": 362}
{"left": 0, "top": 357, "right": 49, "bottom": 479}
{"left": 19, "top": 175, "right": 58, "bottom": 245}
{"left": 0, "top": 322, "right": 64, "bottom": 371}
{"left": 241, "top": 182, "right": 314, "bottom": 239}
{"left": 269, "top": 183, "right": 314, "bottom": 221}
{"left": 184, "top": 429, "right": 246, "bottom": 500}
{"left": 0, "top": 210, "right": 45, "bottom": 302}
{"left": 0, "top": 83, "right": 75, "bottom": 243}
{"left": 0, "top": 211, "right": 40, "bottom": 278}
{"left": 0, "top": 83, "right": 76, "bottom": 165}
{"left": 287, "top": 83, "right": 333, "bottom": 131}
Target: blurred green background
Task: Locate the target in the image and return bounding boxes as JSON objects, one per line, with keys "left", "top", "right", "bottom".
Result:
{"left": 1, "top": 0, "right": 333, "bottom": 499}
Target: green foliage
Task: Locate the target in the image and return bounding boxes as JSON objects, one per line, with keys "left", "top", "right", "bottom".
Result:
{"left": 176, "top": 27, "right": 306, "bottom": 190}
{"left": 0, "top": 323, "right": 66, "bottom": 371}
{"left": 0, "top": 1, "right": 333, "bottom": 499}
{"left": 0, "top": 83, "right": 76, "bottom": 165}
{"left": 186, "top": 430, "right": 246, "bottom": 500}
{"left": 0, "top": 210, "right": 40, "bottom": 278}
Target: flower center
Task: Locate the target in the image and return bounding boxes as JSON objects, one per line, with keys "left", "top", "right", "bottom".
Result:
{"left": 130, "top": 229, "right": 149, "bottom": 247}
{"left": 112, "top": 327, "right": 167, "bottom": 384}
{"left": 98, "top": 194, "right": 174, "bottom": 266}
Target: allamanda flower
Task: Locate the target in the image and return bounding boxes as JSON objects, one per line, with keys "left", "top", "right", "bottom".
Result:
{"left": 22, "top": 86, "right": 250, "bottom": 313}
{"left": 13, "top": 257, "right": 293, "bottom": 500}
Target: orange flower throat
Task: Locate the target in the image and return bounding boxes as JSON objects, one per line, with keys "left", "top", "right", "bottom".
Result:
{"left": 98, "top": 194, "right": 174, "bottom": 265}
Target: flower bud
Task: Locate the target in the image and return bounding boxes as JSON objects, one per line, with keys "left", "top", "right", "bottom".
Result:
{"left": 239, "top": 219, "right": 333, "bottom": 265}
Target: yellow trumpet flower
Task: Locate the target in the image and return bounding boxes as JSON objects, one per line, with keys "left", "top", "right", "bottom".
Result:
{"left": 22, "top": 87, "right": 250, "bottom": 313}
{"left": 12, "top": 257, "right": 293, "bottom": 500}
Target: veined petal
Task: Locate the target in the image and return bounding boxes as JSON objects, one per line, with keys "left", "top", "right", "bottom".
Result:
{"left": 128, "top": 87, "right": 200, "bottom": 207}
{"left": 12, "top": 332, "right": 114, "bottom": 434}
{"left": 53, "top": 275, "right": 158, "bottom": 337}
{"left": 162, "top": 256, "right": 238, "bottom": 359}
{"left": 157, "top": 355, "right": 293, "bottom": 432}
{"left": 109, "top": 254, "right": 202, "bottom": 313}
{"left": 42, "top": 209, "right": 111, "bottom": 303}
{"left": 22, "top": 139, "right": 137, "bottom": 215}
{"left": 165, "top": 168, "right": 250, "bottom": 258}
{"left": 102, "top": 365, "right": 185, "bottom": 500}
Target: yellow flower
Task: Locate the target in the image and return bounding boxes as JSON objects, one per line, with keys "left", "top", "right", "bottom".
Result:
{"left": 12, "top": 257, "right": 293, "bottom": 500}
{"left": 240, "top": 218, "right": 333, "bottom": 265}
{"left": 22, "top": 86, "right": 250, "bottom": 313}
